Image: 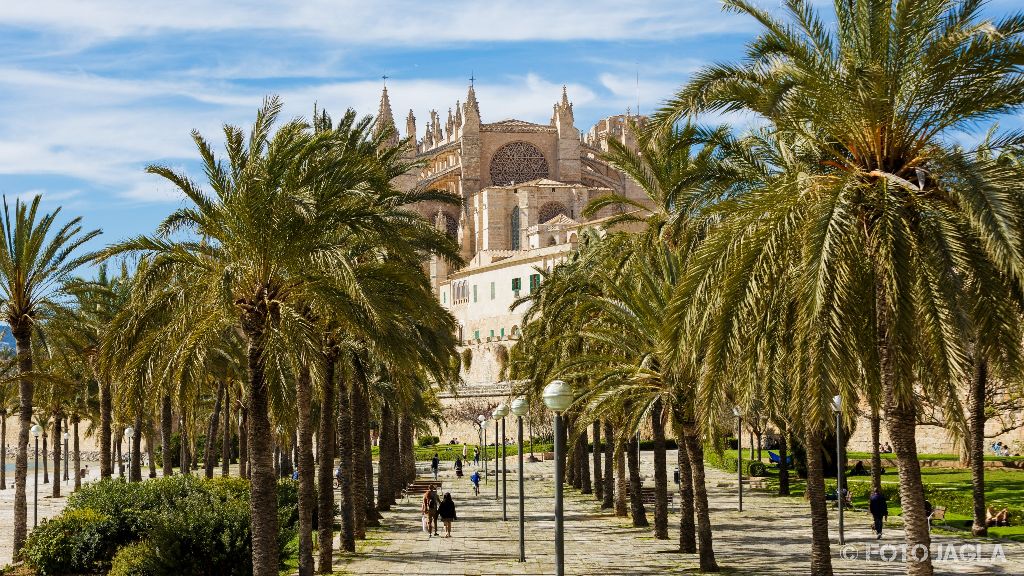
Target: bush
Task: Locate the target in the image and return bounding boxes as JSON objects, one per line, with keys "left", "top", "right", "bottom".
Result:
{"left": 147, "top": 489, "right": 252, "bottom": 576}
{"left": 22, "top": 509, "right": 115, "bottom": 575}
{"left": 25, "top": 474, "right": 301, "bottom": 576}
{"left": 108, "top": 541, "right": 159, "bottom": 576}
{"left": 417, "top": 435, "right": 440, "bottom": 447}
{"left": 747, "top": 461, "right": 767, "bottom": 477}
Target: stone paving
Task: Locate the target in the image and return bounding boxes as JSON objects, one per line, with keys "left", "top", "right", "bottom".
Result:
{"left": 337, "top": 451, "right": 1024, "bottom": 575}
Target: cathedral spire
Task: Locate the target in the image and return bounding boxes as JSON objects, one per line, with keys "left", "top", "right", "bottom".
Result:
{"left": 375, "top": 84, "right": 398, "bottom": 146}
{"left": 465, "top": 83, "right": 480, "bottom": 119}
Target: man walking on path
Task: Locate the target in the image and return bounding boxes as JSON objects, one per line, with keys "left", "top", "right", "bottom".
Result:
{"left": 869, "top": 487, "right": 888, "bottom": 539}
{"left": 422, "top": 485, "right": 441, "bottom": 537}
{"left": 431, "top": 453, "right": 440, "bottom": 480}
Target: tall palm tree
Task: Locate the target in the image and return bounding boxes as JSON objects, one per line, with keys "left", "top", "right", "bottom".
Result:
{"left": 663, "top": 2, "right": 1024, "bottom": 574}
{"left": 0, "top": 195, "right": 98, "bottom": 557}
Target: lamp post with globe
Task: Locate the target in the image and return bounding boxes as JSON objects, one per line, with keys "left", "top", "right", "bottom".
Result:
{"left": 63, "top": 430, "right": 69, "bottom": 484}
{"left": 733, "top": 406, "right": 743, "bottom": 512}
{"left": 493, "top": 403, "right": 510, "bottom": 519}
{"left": 477, "top": 414, "right": 487, "bottom": 480}
{"left": 543, "top": 380, "right": 573, "bottom": 576}
{"left": 510, "top": 397, "right": 529, "bottom": 562}
{"left": 125, "top": 426, "right": 135, "bottom": 482}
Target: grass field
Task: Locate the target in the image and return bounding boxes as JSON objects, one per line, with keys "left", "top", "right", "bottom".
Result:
{"left": 714, "top": 449, "right": 1024, "bottom": 542}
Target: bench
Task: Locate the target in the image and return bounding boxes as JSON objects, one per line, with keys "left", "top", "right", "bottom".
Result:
{"left": 639, "top": 486, "right": 675, "bottom": 512}
{"left": 403, "top": 479, "right": 443, "bottom": 502}
{"left": 748, "top": 476, "right": 769, "bottom": 490}
{"left": 928, "top": 506, "right": 946, "bottom": 530}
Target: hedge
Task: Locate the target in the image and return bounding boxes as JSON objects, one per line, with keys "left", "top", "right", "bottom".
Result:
{"left": 21, "top": 475, "right": 301, "bottom": 576}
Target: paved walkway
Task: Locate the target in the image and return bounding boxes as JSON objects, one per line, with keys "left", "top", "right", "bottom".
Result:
{"left": 337, "top": 451, "right": 1024, "bottom": 575}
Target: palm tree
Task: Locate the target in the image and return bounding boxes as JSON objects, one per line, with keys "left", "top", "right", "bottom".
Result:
{"left": 663, "top": 2, "right": 1024, "bottom": 574}
{"left": 0, "top": 195, "right": 98, "bottom": 557}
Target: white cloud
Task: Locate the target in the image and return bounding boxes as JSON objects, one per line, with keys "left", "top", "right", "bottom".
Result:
{"left": 1, "top": 1, "right": 748, "bottom": 46}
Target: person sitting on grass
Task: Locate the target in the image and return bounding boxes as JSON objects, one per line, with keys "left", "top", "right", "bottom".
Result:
{"left": 987, "top": 506, "right": 1010, "bottom": 527}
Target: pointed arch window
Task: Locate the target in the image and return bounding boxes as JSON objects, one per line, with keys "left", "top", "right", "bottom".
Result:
{"left": 510, "top": 206, "right": 521, "bottom": 250}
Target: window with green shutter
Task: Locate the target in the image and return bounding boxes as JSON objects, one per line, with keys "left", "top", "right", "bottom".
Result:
{"left": 490, "top": 281, "right": 495, "bottom": 300}
{"left": 529, "top": 273, "right": 541, "bottom": 292}
{"left": 473, "top": 284, "right": 477, "bottom": 303}
{"left": 511, "top": 277, "right": 521, "bottom": 291}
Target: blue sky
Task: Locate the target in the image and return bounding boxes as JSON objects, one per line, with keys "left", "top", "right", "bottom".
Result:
{"left": 0, "top": 0, "right": 1020, "bottom": 250}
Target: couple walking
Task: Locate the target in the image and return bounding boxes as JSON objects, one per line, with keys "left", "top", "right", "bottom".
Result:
{"left": 421, "top": 485, "right": 457, "bottom": 537}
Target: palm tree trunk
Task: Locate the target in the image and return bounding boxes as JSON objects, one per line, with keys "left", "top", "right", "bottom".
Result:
{"left": 592, "top": 421, "right": 602, "bottom": 501}
{"left": 98, "top": 374, "right": 112, "bottom": 479}
{"left": 870, "top": 407, "right": 882, "bottom": 493}
{"left": 180, "top": 422, "right": 190, "bottom": 476}
{"left": 336, "top": 362, "right": 356, "bottom": 555}
{"left": 131, "top": 413, "right": 142, "bottom": 482}
{"left": 579, "top": 426, "right": 591, "bottom": 494}
{"left": 602, "top": 421, "right": 614, "bottom": 509}
{"left": 11, "top": 326, "right": 33, "bottom": 558}
{"left": 161, "top": 395, "right": 173, "bottom": 476}
{"left": 399, "top": 415, "right": 415, "bottom": 485}
{"left": 878, "top": 288, "right": 933, "bottom": 576}
{"left": 73, "top": 417, "right": 81, "bottom": 491}
{"left": 803, "top": 427, "right": 833, "bottom": 576}
{"left": 626, "top": 431, "right": 648, "bottom": 527}
{"left": 376, "top": 403, "right": 395, "bottom": 511}
{"left": 652, "top": 398, "right": 668, "bottom": 539}
{"left": 295, "top": 366, "right": 316, "bottom": 576}
{"left": 223, "top": 385, "right": 232, "bottom": 477}
{"left": 146, "top": 426, "right": 157, "bottom": 479}
{"left": 970, "top": 358, "right": 987, "bottom": 536}
{"left": 247, "top": 336, "right": 281, "bottom": 576}
{"left": 43, "top": 427, "right": 49, "bottom": 484}
{"left": 349, "top": 360, "right": 373, "bottom": 532}
{"left": 676, "top": 429, "right": 696, "bottom": 553}
{"left": 1, "top": 410, "right": 6, "bottom": 490}
{"left": 778, "top": 427, "right": 790, "bottom": 496}
{"left": 318, "top": 353, "right": 340, "bottom": 570}
{"left": 52, "top": 413, "right": 61, "bottom": 497}
{"left": 614, "top": 433, "right": 627, "bottom": 516}
{"left": 239, "top": 405, "right": 249, "bottom": 479}
{"left": 206, "top": 380, "right": 225, "bottom": 479}
{"left": 682, "top": 426, "right": 718, "bottom": 573}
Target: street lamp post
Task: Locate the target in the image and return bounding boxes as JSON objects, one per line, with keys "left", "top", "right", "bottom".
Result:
{"left": 31, "top": 424, "right": 41, "bottom": 527}
{"left": 494, "top": 403, "right": 510, "bottom": 520}
{"left": 494, "top": 415, "right": 499, "bottom": 501}
{"left": 832, "top": 395, "right": 845, "bottom": 545}
{"left": 511, "top": 397, "right": 528, "bottom": 562}
{"left": 479, "top": 415, "right": 488, "bottom": 482}
{"left": 125, "top": 426, "right": 135, "bottom": 483}
{"left": 544, "top": 380, "right": 573, "bottom": 576}
{"left": 733, "top": 406, "right": 743, "bottom": 512}
{"left": 63, "top": 430, "right": 69, "bottom": 483}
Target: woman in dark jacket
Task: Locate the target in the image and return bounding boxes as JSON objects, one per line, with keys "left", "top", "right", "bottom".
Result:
{"left": 438, "top": 492, "right": 457, "bottom": 537}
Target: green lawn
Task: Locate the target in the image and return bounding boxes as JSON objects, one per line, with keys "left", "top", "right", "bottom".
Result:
{"left": 713, "top": 449, "right": 1024, "bottom": 542}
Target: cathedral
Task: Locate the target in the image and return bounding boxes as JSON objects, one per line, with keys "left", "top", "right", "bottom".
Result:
{"left": 376, "top": 83, "right": 649, "bottom": 440}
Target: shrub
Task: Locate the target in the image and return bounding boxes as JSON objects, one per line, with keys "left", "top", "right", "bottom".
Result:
{"left": 417, "top": 435, "right": 440, "bottom": 447}
{"left": 747, "top": 461, "right": 767, "bottom": 477}
{"left": 147, "top": 489, "right": 253, "bottom": 576}
{"left": 108, "top": 541, "right": 159, "bottom": 576}
{"left": 22, "top": 509, "right": 116, "bottom": 575}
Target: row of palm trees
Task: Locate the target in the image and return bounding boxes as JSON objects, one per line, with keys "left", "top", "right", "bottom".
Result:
{"left": 3, "top": 100, "right": 464, "bottom": 576}
{"left": 509, "top": 2, "right": 1024, "bottom": 576}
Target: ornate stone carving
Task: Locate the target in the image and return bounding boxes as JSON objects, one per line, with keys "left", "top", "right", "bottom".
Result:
{"left": 489, "top": 141, "right": 549, "bottom": 186}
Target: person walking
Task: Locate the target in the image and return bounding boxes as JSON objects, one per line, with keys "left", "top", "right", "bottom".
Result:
{"left": 454, "top": 456, "right": 464, "bottom": 478}
{"left": 431, "top": 453, "right": 440, "bottom": 480}
{"left": 869, "top": 487, "right": 888, "bottom": 539}
{"left": 422, "top": 485, "right": 441, "bottom": 537}
{"left": 462, "top": 443, "right": 468, "bottom": 462}
{"left": 438, "top": 492, "right": 458, "bottom": 537}
{"left": 473, "top": 447, "right": 480, "bottom": 466}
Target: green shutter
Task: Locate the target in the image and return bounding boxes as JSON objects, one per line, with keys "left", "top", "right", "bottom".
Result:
{"left": 490, "top": 281, "right": 495, "bottom": 299}
{"left": 473, "top": 284, "right": 477, "bottom": 302}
